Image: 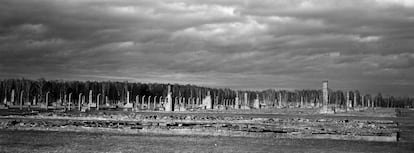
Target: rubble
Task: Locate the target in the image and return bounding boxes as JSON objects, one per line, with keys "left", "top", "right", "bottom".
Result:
{"left": 0, "top": 110, "right": 400, "bottom": 142}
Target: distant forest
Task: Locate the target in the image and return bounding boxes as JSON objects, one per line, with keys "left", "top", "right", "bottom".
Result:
{"left": 0, "top": 78, "right": 413, "bottom": 108}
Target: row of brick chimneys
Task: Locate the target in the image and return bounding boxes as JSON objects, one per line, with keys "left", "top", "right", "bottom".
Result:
{"left": 1, "top": 82, "right": 381, "bottom": 111}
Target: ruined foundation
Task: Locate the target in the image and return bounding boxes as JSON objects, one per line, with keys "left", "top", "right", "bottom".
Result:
{"left": 0, "top": 110, "right": 400, "bottom": 142}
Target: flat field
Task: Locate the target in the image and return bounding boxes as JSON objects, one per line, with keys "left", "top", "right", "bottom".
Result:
{"left": 0, "top": 108, "right": 413, "bottom": 153}
{"left": 0, "top": 129, "right": 413, "bottom": 153}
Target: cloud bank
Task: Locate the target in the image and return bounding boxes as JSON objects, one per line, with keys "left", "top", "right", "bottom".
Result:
{"left": 0, "top": 0, "right": 413, "bottom": 96}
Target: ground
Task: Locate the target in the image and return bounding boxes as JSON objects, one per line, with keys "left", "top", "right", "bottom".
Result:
{"left": 0, "top": 130, "right": 413, "bottom": 153}
{"left": 0, "top": 108, "right": 413, "bottom": 153}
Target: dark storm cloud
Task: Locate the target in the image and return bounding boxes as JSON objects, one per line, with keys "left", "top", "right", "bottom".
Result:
{"left": 1, "top": 0, "right": 414, "bottom": 96}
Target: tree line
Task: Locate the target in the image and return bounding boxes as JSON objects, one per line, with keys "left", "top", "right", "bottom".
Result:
{"left": 0, "top": 78, "right": 413, "bottom": 108}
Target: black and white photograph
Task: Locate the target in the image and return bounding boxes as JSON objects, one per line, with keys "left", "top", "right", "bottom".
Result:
{"left": 0, "top": 0, "right": 413, "bottom": 152}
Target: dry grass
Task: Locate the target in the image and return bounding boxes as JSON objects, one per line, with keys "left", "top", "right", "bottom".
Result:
{"left": 0, "top": 130, "right": 413, "bottom": 153}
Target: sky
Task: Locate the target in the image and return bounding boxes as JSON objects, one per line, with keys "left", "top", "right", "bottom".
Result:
{"left": 0, "top": 0, "right": 414, "bottom": 97}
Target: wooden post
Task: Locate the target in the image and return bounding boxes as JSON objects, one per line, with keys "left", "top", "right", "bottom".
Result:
{"left": 235, "top": 93, "right": 239, "bottom": 109}
{"left": 88, "top": 90, "right": 92, "bottom": 110}
{"left": 244, "top": 92, "right": 248, "bottom": 108}
{"left": 46, "top": 91, "right": 50, "bottom": 110}
{"left": 97, "top": 93, "right": 101, "bottom": 110}
{"left": 78, "top": 93, "right": 82, "bottom": 111}
{"left": 20, "top": 90, "right": 24, "bottom": 110}
{"left": 11, "top": 90, "right": 15, "bottom": 105}
{"left": 278, "top": 92, "right": 282, "bottom": 107}
{"left": 68, "top": 93, "right": 72, "bottom": 111}
{"left": 126, "top": 91, "right": 130, "bottom": 104}
{"left": 148, "top": 96, "right": 151, "bottom": 110}
{"left": 153, "top": 96, "right": 157, "bottom": 110}
{"left": 135, "top": 95, "right": 139, "bottom": 110}
{"left": 159, "top": 96, "right": 162, "bottom": 108}
{"left": 346, "top": 91, "right": 350, "bottom": 110}
{"left": 300, "top": 96, "right": 304, "bottom": 108}
{"left": 105, "top": 96, "right": 109, "bottom": 106}
{"left": 141, "top": 96, "right": 145, "bottom": 109}
{"left": 64, "top": 94, "right": 67, "bottom": 110}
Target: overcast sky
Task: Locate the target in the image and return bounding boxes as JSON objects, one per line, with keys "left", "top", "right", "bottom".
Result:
{"left": 1, "top": 0, "right": 414, "bottom": 96}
